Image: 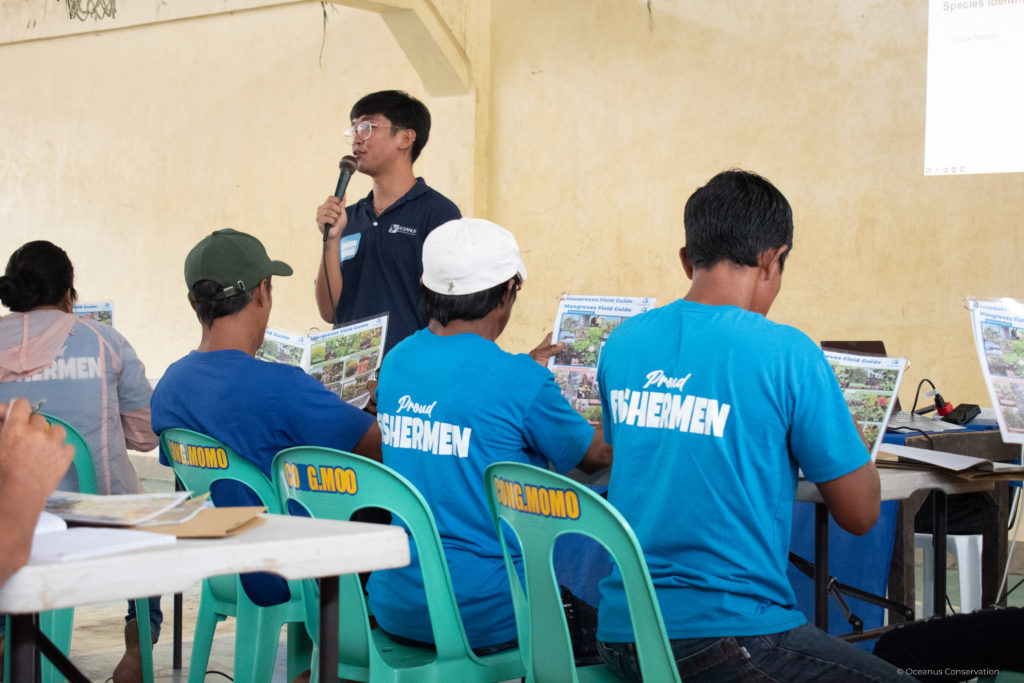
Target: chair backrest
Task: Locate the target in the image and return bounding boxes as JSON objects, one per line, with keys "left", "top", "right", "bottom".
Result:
{"left": 272, "top": 446, "right": 478, "bottom": 664}
{"left": 484, "top": 461, "right": 680, "bottom": 683}
{"left": 159, "top": 428, "right": 280, "bottom": 513}
{"left": 40, "top": 412, "right": 96, "bottom": 494}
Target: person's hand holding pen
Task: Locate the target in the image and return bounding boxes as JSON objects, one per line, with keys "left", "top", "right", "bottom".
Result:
{"left": 0, "top": 398, "right": 74, "bottom": 501}
{"left": 0, "top": 398, "right": 75, "bottom": 584}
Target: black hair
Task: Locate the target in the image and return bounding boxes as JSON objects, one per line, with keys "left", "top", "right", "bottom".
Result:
{"left": 189, "top": 279, "right": 261, "bottom": 327}
{"left": 350, "top": 90, "right": 431, "bottom": 163}
{"left": 0, "top": 241, "right": 77, "bottom": 312}
{"left": 420, "top": 275, "right": 520, "bottom": 326}
{"left": 683, "top": 169, "right": 793, "bottom": 270}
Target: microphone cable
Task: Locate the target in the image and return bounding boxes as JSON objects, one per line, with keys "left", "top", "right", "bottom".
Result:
{"left": 321, "top": 238, "right": 335, "bottom": 321}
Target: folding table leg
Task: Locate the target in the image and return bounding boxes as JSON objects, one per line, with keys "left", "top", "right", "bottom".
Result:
{"left": 173, "top": 591, "right": 183, "bottom": 669}
{"left": 814, "top": 503, "right": 830, "bottom": 630}
{"left": 8, "top": 613, "right": 38, "bottom": 682}
{"left": 318, "top": 575, "right": 340, "bottom": 683}
{"left": 932, "top": 491, "right": 948, "bottom": 617}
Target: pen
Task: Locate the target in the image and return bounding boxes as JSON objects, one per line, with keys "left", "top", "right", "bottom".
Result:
{"left": 1, "top": 398, "right": 47, "bottom": 422}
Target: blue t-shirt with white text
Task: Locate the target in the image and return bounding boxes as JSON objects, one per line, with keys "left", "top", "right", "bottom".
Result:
{"left": 596, "top": 299, "right": 868, "bottom": 642}
{"left": 369, "top": 329, "right": 594, "bottom": 648}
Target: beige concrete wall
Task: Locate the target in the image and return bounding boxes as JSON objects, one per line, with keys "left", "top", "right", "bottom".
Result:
{"left": 0, "top": 1, "right": 476, "bottom": 377}
{"left": 2, "top": 0, "right": 1022, "bottom": 411}
{"left": 490, "top": 0, "right": 1024, "bottom": 410}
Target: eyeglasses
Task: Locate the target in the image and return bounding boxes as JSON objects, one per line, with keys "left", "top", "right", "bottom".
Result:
{"left": 343, "top": 121, "right": 400, "bottom": 145}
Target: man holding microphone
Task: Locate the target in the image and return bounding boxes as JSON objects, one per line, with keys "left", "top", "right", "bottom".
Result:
{"left": 314, "top": 90, "right": 460, "bottom": 357}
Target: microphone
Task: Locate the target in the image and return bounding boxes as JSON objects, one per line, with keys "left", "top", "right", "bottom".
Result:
{"left": 324, "top": 155, "right": 358, "bottom": 242}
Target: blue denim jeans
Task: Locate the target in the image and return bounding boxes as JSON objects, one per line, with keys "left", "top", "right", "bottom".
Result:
{"left": 125, "top": 596, "right": 163, "bottom": 642}
{"left": 598, "top": 623, "right": 920, "bottom": 682}
{"left": 0, "top": 596, "right": 163, "bottom": 642}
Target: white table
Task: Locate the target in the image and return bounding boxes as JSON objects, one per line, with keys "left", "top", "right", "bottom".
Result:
{"left": 0, "top": 513, "right": 410, "bottom": 682}
{"left": 796, "top": 468, "right": 994, "bottom": 508}
{"left": 796, "top": 468, "right": 993, "bottom": 634}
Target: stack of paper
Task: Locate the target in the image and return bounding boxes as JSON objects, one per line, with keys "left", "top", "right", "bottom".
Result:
{"left": 30, "top": 511, "right": 175, "bottom": 563}
{"left": 45, "top": 491, "right": 195, "bottom": 526}
{"left": 878, "top": 443, "right": 1024, "bottom": 481}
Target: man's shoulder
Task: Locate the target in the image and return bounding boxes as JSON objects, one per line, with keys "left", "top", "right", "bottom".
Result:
{"left": 155, "top": 351, "right": 356, "bottom": 422}
{"left": 409, "top": 179, "right": 460, "bottom": 218}
{"left": 241, "top": 355, "right": 327, "bottom": 394}
{"left": 604, "top": 300, "right": 821, "bottom": 366}
{"left": 667, "top": 300, "right": 815, "bottom": 344}
{"left": 389, "top": 331, "right": 548, "bottom": 382}
{"left": 747, "top": 313, "right": 817, "bottom": 348}
{"left": 162, "top": 350, "right": 309, "bottom": 384}
{"left": 501, "top": 348, "right": 554, "bottom": 377}
{"left": 71, "top": 315, "right": 133, "bottom": 348}
{"left": 489, "top": 349, "right": 565, "bottom": 403}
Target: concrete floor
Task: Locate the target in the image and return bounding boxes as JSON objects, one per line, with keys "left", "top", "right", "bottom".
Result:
{"left": 66, "top": 582, "right": 297, "bottom": 682}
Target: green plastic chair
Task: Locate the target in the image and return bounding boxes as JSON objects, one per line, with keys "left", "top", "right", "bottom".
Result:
{"left": 3, "top": 413, "right": 154, "bottom": 683}
{"left": 483, "top": 461, "right": 680, "bottom": 683}
{"left": 44, "top": 413, "right": 97, "bottom": 495}
{"left": 159, "top": 428, "right": 311, "bottom": 683}
{"left": 272, "top": 446, "right": 525, "bottom": 683}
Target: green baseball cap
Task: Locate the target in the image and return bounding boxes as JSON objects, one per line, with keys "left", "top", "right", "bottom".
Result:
{"left": 184, "top": 229, "right": 293, "bottom": 299}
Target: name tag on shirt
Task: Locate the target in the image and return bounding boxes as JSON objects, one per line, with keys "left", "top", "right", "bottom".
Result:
{"left": 339, "top": 234, "right": 360, "bottom": 263}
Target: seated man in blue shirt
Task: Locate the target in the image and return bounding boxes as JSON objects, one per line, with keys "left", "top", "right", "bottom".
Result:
{"left": 369, "top": 217, "right": 612, "bottom": 653}
{"left": 151, "top": 229, "right": 382, "bottom": 612}
{"left": 595, "top": 170, "right": 914, "bottom": 681}
{"left": 153, "top": 229, "right": 385, "bottom": 683}
{"left": 152, "top": 229, "right": 380, "bottom": 477}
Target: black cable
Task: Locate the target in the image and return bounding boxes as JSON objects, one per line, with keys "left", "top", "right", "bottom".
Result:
{"left": 1004, "top": 574, "right": 1024, "bottom": 599}
{"left": 1009, "top": 488, "right": 1021, "bottom": 530}
{"left": 901, "top": 427, "right": 935, "bottom": 450}
{"left": 321, "top": 239, "right": 335, "bottom": 322}
{"left": 910, "top": 378, "right": 937, "bottom": 416}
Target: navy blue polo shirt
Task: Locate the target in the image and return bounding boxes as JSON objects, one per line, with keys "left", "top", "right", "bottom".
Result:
{"left": 336, "top": 178, "right": 460, "bottom": 354}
